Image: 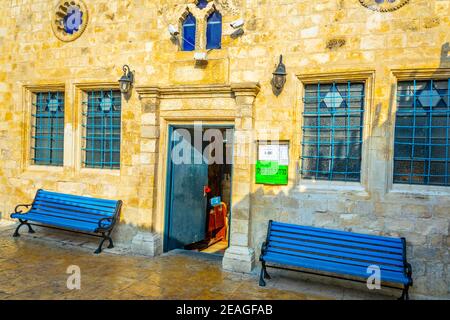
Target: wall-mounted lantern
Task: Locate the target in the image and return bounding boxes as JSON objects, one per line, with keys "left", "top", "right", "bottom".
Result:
{"left": 272, "top": 55, "right": 287, "bottom": 96}
{"left": 118, "top": 65, "right": 134, "bottom": 96}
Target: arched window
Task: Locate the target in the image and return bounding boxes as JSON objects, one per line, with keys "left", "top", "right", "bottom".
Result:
{"left": 206, "top": 11, "right": 222, "bottom": 50}
{"left": 182, "top": 13, "right": 196, "bottom": 51}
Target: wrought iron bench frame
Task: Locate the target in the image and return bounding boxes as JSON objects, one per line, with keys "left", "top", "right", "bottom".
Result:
{"left": 259, "top": 220, "right": 413, "bottom": 300}
{"left": 11, "top": 190, "right": 122, "bottom": 254}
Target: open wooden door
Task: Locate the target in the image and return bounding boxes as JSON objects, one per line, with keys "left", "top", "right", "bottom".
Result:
{"left": 166, "top": 128, "right": 209, "bottom": 251}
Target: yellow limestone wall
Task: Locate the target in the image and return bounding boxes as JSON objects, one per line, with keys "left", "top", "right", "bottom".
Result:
{"left": 0, "top": 0, "right": 449, "bottom": 296}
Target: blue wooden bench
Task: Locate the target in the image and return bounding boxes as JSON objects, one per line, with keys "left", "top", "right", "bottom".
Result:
{"left": 259, "top": 221, "right": 413, "bottom": 300}
{"left": 10, "top": 189, "right": 122, "bottom": 254}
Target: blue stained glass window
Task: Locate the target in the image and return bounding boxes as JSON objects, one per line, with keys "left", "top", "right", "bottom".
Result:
{"left": 83, "top": 90, "right": 121, "bottom": 169}
{"left": 301, "top": 82, "right": 365, "bottom": 182}
{"left": 32, "top": 92, "right": 65, "bottom": 166}
{"left": 182, "top": 13, "right": 196, "bottom": 51}
{"left": 394, "top": 79, "right": 450, "bottom": 186}
{"left": 63, "top": 6, "right": 83, "bottom": 34}
{"left": 206, "top": 11, "right": 222, "bottom": 50}
{"left": 196, "top": 0, "right": 208, "bottom": 9}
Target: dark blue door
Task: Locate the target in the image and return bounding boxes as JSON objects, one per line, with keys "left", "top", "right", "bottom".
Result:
{"left": 166, "top": 128, "right": 208, "bottom": 251}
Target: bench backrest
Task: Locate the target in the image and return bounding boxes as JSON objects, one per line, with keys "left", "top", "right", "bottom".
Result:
{"left": 32, "top": 189, "right": 121, "bottom": 221}
{"left": 266, "top": 221, "right": 406, "bottom": 272}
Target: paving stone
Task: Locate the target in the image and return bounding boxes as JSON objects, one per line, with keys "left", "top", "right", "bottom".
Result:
{"left": 0, "top": 228, "right": 326, "bottom": 300}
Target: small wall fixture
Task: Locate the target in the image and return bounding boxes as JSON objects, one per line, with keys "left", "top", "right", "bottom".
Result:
{"left": 230, "top": 18, "right": 245, "bottom": 39}
{"left": 168, "top": 24, "right": 179, "bottom": 37}
{"left": 272, "top": 55, "right": 287, "bottom": 96}
{"left": 118, "top": 65, "right": 134, "bottom": 96}
{"left": 230, "top": 19, "right": 244, "bottom": 29}
{"left": 194, "top": 52, "right": 208, "bottom": 61}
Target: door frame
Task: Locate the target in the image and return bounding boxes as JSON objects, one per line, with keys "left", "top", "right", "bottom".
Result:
{"left": 163, "top": 123, "right": 235, "bottom": 253}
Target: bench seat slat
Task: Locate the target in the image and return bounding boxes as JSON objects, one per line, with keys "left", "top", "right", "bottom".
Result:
{"left": 34, "top": 200, "right": 116, "bottom": 216}
{"left": 272, "top": 224, "right": 403, "bottom": 249}
{"left": 263, "top": 252, "right": 410, "bottom": 285}
{"left": 38, "top": 190, "right": 118, "bottom": 207}
{"left": 35, "top": 198, "right": 116, "bottom": 214}
{"left": 272, "top": 221, "right": 402, "bottom": 244}
{"left": 269, "top": 239, "right": 405, "bottom": 267}
{"left": 270, "top": 235, "right": 403, "bottom": 262}
{"left": 11, "top": 213, "right": 109, "bottom": 233}
{"left": 267, "top": 245, "right": 405, "bottom": 273}
{"left": 36, "top": 195, "right": 117, "bottom": 210}
{"left": 270, "top": 231, "right": 404, "bottom": 254}
{"left": 35, "top": 197, "right": 117, "bottom": 213}
{"left": 28, "top": 208, "right": 108, "bottom": 224}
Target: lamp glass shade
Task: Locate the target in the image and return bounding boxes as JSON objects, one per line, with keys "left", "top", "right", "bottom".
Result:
{"left": 273, "top": 74, "right": 286, "bottom": 90}
{"left": 272, "top": 55, "right": 287, "bottom": 91}
{"left": 119, "top": 76, "right": 131, "bottom": 94}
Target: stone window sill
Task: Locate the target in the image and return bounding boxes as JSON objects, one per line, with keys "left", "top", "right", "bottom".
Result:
{"left": 23, "top": 165, "right": 65, "bottom": 174}
{"left": 80, "top": 168, "right": 121, "bottom": 177}
{"left": 296, "top": 180, "right": 369, "bottom": 196}
{"left": 388, "top": 184, "right": 450, "bottom": 197}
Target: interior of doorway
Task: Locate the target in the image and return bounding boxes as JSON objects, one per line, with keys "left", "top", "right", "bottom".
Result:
{"left": 166, "top": 125, "right": 233, "bottom": 256}
{"left": 185, "top": 153, "right": 232, "bottom": 255}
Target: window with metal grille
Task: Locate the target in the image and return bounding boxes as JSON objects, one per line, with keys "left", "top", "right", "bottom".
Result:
{"left": 182, "top": 13, "right": 196, "bottom": 51}
{"left": 32, "top": 92, "right": 65, "bottom": 166}
{"left": 301, "top": 82, "right": 365, "bottom": 182}
{"left": 394, "top": 79, "right": 450, "bottom": 186}
{"left": 206, "top": 10, "right": 222, "bottom": 50}
{"left": 82, "top": 90, "right": 121, "bottom": 169}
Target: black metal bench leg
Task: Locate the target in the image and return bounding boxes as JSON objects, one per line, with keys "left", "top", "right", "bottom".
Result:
{"left": 399, "top": 285, "right": 410, "bottom": 300}
{"left": 107, "top": 232, "right": 114, "bottom": 249}
{"left": 264, "top": 265, "right": 271, "bottom": 280}
{"left": 95, "top": 234, "right": 107, "bottom": 254}
{"left": 259, "top": 262, "right": 269, "bottom": 287}
{"left": 95, "top": 232, "right": 114, "bottom": 254}
{"left": 13, "top": 223, "right": 23, "bottom": 237}
{"left": 27, "top": 223, "right": 35, "bottom": 234}
{"left": 259, "top": 266, "right": 266, "bottom": 287}
{"left": 13, "top": 220, "right": 34, "bottom": 237}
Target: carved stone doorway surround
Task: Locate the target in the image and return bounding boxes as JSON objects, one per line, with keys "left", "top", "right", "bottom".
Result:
{"left": 136, "top": 83, "right": 260, "bottom": 273}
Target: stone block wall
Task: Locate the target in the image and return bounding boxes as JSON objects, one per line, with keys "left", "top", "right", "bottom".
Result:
{"left": 0, "top": 0, "right": 449, "bottom": 297}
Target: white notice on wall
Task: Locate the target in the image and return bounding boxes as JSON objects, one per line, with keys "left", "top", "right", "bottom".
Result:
{"left": 279, "top": 145, "right": 289, "bottom": 166}
{"left": 259, "top": 144, "right": 289, "bottom": 165}
{"left": 259, "top": 145, "right": 280, "bottom": 161}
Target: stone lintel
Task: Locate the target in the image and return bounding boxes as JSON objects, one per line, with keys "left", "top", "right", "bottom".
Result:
{"left": 135, "top": 83, "right": 260, "bottom": 100}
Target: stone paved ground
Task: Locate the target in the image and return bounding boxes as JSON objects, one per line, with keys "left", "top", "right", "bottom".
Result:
{"left": 0, "top": 221, "right": 396, "bottom": 300}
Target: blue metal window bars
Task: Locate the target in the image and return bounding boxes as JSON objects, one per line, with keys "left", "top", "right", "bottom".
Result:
{"left": 82, "top": 90, "right": 121, "bottom": 169}
{"left": 301, "top": 82, "right": 365, "bottom": 182}
{"left": 394, "top": 79, "right": 450, "bottom": 186}
{"left": 32, "top": 92, "right": 65, "bottom": 166}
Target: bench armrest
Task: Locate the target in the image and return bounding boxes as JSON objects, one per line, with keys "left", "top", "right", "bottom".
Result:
{"left": 98, "top": 217, "right": 114, "bottom": 230}
{"left": 14, "top": 204, "right": 32, "bottom": 214}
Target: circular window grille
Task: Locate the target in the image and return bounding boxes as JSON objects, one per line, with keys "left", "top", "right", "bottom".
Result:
{"left": 51, "top": 0, "right": 89, "bottom": 42}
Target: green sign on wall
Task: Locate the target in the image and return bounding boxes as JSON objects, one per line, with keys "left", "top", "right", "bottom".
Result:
{"left": 255, "top": 143, "right": 289, "bottom": 185}
{"left": 256, "top": 161, "right": 289, "bottom": 185}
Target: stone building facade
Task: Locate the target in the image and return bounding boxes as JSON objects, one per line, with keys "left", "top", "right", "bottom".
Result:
{"left": 0, "top": 0, "right": 449, "bottom": 297}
